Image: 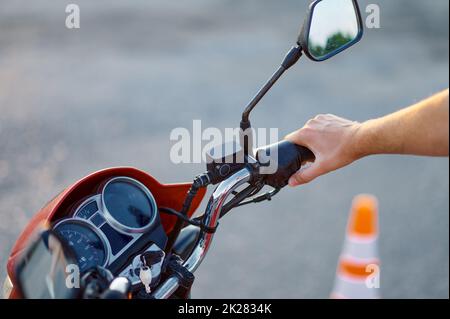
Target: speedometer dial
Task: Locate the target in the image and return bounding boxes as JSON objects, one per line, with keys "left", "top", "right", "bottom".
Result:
{"left": 101, "top": 177, "right": 157, "bottom": 233}
{"left": 53, "top": 220, "right": 108, "bottom": 273}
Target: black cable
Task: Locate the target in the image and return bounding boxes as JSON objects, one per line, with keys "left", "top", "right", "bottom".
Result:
{"left": 164, "top": 173, "right": 211, "bottom": 254}
{"left": 159, "top": 207, "right": 217, "bottom": 234}
{"left": 219, "top": 184, "right": 261, "bottom": 219}
{"left": 235, "top": 187, "right": 280, "bottom": 207}
{"left": 161, "top": 184, "right": 280, "bottom": 244}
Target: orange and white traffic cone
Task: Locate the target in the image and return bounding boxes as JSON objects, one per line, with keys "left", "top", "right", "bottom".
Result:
{"left": 331, "top": 194, "right": 381, "bottom": 299}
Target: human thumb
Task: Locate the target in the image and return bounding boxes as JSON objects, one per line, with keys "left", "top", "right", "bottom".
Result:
{"left": 288, "top": 162, "right": 323, "bottom": 187}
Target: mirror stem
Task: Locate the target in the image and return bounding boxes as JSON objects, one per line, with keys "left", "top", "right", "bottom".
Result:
{"left": 241, "top": 45, "right": 302, "bottom": 125}
{"left": 240, "top": 45, "right": 302, "bottom": 156}
{"left": 241, "top": 66, "right": 285, "bottom": 125}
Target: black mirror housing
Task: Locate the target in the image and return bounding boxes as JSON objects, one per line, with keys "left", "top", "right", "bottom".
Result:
{"left": 298, "top": 0, "right": 364, "bottom": 62}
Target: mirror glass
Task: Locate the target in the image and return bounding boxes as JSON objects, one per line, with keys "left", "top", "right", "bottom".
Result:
{"left": 308, "top": 0, "right": 360, "bottom": 60}
{"left": 16, "top": 231, "right": 78, "bottom": 299}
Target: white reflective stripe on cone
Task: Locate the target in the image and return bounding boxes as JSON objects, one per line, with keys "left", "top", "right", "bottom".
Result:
{"left": 343, "top": 236, "right": 378, "bottom": 260}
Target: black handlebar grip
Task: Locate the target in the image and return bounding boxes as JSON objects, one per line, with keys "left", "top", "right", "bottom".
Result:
{"left": 256, "top": 140, "right": 315, "bottom": 188}
{"left": 294, "top": 143, "right": 315, "bottom": 163}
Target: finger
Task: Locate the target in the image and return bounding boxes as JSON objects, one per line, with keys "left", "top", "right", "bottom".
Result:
{"left": 288, "top": 163, "right": 323, "bottom": 187}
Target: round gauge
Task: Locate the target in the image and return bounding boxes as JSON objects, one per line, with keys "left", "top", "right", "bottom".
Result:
{"left": 102, "top": 177, "right": 157, "bottom": 233}
{"left": 53, "top": 219, "right": 108, "bottom": 273}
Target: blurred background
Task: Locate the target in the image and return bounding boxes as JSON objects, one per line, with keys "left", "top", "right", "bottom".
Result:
{"left": 0, "top": 0, "right": 448, "bottom": 298}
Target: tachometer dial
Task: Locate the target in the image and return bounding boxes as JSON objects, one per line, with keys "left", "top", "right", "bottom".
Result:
{"left": 53, "top": 219, "right": 108, "bottom": 273}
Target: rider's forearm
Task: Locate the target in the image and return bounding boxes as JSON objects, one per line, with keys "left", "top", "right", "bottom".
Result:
{"left": 354, "top": 89, "right": 449, "bottom": 158}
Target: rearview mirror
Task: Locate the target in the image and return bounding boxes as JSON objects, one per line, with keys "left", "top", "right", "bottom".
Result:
{"left": 298, "top": 0, "right": 363, "bottom": 61}
{"left": 15, "top": 230, "right": 79, "bottom": 299}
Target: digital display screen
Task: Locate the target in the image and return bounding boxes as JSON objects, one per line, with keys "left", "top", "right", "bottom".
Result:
{"left": 90, "top": 213, "right": 105, "bottom": 227}
{"left": 100, "top": 223, "right": 133, "bottom": 255}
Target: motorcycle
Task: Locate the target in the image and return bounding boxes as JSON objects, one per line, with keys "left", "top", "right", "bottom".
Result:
{"left": 3, "top": 0, "right": 363, "bottom": 299}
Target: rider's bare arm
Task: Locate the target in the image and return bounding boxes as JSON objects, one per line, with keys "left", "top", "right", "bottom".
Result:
{"left": 286, "top": 89, "right": 449, "bottom": 186}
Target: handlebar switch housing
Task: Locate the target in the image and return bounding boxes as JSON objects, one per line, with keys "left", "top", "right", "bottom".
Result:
{"left": 205, "top": 141, "right": 249, "bottom": 184}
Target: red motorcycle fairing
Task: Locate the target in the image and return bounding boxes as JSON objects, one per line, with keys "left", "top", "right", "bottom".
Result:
{"left": 6, "top": 167, "right": 206, "bottom": 299}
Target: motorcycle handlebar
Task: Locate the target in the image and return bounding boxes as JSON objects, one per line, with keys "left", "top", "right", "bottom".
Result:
{"left": 152, "top": 168, "right": 252, "bottom": 299}
{"left": 152, "top": 141, "right": 315, "bottom": 298}
{"left": 152, "top": 142, "right": 315, "bottom": 298}
{"left": 256, "top": 140, "right": 315, "bottom": 188}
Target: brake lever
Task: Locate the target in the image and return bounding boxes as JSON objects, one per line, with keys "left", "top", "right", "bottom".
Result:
{"left": 235, "top": 187, "right": 281, "bottom": 207}
{"left": 219, "top": 184, "right": 261, "bottom": 218}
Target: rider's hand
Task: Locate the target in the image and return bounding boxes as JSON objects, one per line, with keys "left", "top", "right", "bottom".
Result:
{"left": 285, "top": 114, "right": 363, "bottom": 186}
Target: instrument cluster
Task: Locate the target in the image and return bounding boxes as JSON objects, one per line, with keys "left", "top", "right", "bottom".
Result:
{"left": 52, "top": 177, "right": 166, "bottom": 277}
